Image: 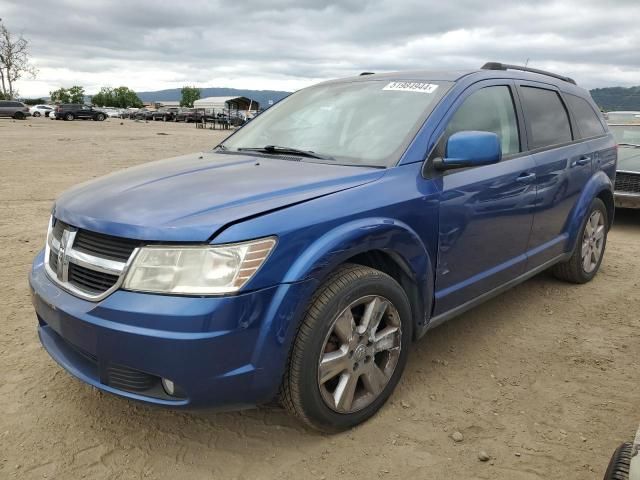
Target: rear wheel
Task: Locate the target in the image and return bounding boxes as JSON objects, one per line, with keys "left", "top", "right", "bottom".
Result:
{"left": 13, "top": 111, "right": 25, "bottom": 120}
{"left": 64, "top": 112, "right": 74, "bottom": 121}
{"left": 281, "top": 264, "right": 411, "bottom": 432}
{"left": 33, "top": 111, "right": 41, "bottom": 117}
{"left": 553, "top": 197, "right": 608, "bottom": 283}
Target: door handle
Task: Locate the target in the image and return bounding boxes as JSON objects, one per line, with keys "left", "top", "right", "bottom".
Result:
{"left": 516, "top": 172, "right": 536, "bottom": 183}
{"left": 571, "top": 156, "right": 591, "bottom": 167}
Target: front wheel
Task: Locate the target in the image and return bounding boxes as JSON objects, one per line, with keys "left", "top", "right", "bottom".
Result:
{"left": 553, "top": 197, "right": 608, "bottom": 283}
{"left": 281, "top": 264, "right": 411, "bottom": 432}
{"left": 95, "top": 113, "right": 105, "bottom": 121}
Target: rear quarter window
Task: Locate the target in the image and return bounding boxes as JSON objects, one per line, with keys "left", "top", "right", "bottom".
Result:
{"left": 520, "top": 86, "right": 573, "bottom": 149}
{"left": 565, "top": 94, "right": 606, "bottom": 138}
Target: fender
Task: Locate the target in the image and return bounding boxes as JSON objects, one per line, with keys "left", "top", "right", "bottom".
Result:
{"left": 564, "top": 170, "right": 614, "bottom": 253}
{"left": 282, "top": 217, "right": 435, "bottom": 338}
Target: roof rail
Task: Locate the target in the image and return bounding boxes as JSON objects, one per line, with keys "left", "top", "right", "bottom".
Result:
{"left": 481, "top": 62, "right": 577, "bottom": 85}
{"left": 359, "top": 72, "right": 375, "bottom": 76}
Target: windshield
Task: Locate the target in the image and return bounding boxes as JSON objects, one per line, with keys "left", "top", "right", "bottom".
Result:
{"left": 221, "top": 79, "right": 451, "bottom": 167}
{"left": 610, "top": 124, "right": 640, "bottom": 145}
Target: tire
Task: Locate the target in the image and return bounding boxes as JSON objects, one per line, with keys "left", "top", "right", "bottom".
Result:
{"left": 33, "top": 111, "right": 41, "bottom": 117}
{"left": 64, "top": 113, "right": 74, "bottom": 121}
{"left": 13, "top": 112, "right": 25, "bottom": 120}
{"left": 603, "top": 442, "right": 632, "bottom": 480}
{"left": 95, "top": 113, "right": 105, "bottom": 121}
{"left": 553, "top": 197, "right": 608, "bottom": 283}
{"left": 281, "top": 263, "right": 412, "bottom": 432}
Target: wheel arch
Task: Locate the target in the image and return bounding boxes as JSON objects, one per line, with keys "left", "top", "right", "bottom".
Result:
{"left": 282, "top": 218, "right": 435, "bottom": 339}
{"left": 565, "top": 171, "right": 614, "bottom": 252}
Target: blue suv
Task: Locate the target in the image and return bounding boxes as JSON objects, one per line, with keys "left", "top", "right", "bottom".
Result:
{"left": 29, "top": 63, "right": 616, "bottom": 431}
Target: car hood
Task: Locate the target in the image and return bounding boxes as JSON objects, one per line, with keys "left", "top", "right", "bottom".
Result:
{"left": 618, "top": 147, "right": 640, "bottom": 172}
{"left": 53, "top": 152, "right": 385, "bottom": 241}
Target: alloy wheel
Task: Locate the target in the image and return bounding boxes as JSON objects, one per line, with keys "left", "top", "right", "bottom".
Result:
{"left": 581, "top": 210, "right": 605, "bottom": 273}
{"left": 318, "top": 295, "right": 402, "bottom": 414}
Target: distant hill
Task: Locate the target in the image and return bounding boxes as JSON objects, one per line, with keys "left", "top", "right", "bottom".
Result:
{"left": 590, "top": 86, "right": 640, "bottom": 111}
{"left": 136, "top": 87, "right": 291, "bottom": 109}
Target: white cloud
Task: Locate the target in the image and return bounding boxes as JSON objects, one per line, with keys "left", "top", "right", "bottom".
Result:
{"left": 2, "top": 0, "right": 638, "bottom": 97}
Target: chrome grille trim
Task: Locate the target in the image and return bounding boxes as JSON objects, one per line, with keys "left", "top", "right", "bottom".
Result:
{"left": 44, "top": 217, "right": 139, "bottom": 302}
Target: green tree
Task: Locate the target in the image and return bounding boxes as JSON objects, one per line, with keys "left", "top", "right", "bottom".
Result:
{"left": 91, "top": 87, "right": 114, "bottom": 106}
{"left": 49, "top": 87, "right": 71, "bottom": 103}
{"left": 68, "top": 85, "right": 85, "bottom": 103}
{"left": 21, "top": 97, "right": 46, "bottom": 105}
{"left": 112, "top": 86, "right": 143, "bottom": 108}
{"left": 180, "top": 86, "right": 200, "bottom": 107}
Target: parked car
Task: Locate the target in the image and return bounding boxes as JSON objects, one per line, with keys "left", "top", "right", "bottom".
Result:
{"left": 175, "top": 108, "right": 197, "bottom": 122}
{"left": 0, "top": 100, "right": 31, "bottom": 119}
{"left": 134, "top": 108, "right": 154, "bottom": 121}
{"left": 152, "top": 107, "right": 180, "bottom": 122}
{"left": 609, "top": 122, "right": 640, "bottom": 208}
{"left": 55, "top": 104, "right": 107, "bottom": 121}
{"left": 96, "top": 107, "right": 121, "bottom": 118}
{"left": 29, "top": 104, "right": 55, "bottom": 117}
{"left": 30, "top": 63, "right": 616, "bottom": 432}
{"left": 605, "top": 111, "right": 640, "bottom": 124}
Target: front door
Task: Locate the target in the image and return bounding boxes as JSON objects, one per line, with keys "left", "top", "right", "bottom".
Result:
{"left": 432, "top": 83, "right": 537, "bottom": 315}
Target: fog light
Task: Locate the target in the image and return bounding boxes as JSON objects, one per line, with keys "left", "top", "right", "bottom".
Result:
{"left": 161, "top": 378, "right": 175, "bottom": 396}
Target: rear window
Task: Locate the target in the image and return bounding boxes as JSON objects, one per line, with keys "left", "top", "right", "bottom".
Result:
{"left": 520, "top": 87, "right": 573, "bottom": 149}
{"left": 565, "top": 94, "right": 605, "bottom": 138}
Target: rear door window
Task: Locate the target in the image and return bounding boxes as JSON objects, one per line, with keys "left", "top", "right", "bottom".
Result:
{"left": 565, "top": 94, "right": 606, "bottom": 138}
{"left": 520, "top": 86, "right": 573, "bottom": 149}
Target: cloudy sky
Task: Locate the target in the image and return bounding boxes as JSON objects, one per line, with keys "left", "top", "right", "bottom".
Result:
{"left": 2, "top": 0, "right": 639, "bottom": 98}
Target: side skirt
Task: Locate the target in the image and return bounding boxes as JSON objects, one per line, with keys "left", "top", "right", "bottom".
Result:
{"left": 424, "top": 253, "right": 570, "bottom": 333}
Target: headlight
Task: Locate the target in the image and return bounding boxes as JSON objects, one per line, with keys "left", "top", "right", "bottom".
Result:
{"left": 123, "top": 237, "right": 276, "bottom": 295}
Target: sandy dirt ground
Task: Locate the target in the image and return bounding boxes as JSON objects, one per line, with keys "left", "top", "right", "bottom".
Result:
{"left": 1, "top": 117, "right": 639, "bottom": 480}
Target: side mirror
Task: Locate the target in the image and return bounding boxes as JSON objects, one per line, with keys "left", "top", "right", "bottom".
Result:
{"left": 434, "top": 131, "right": 502, "bottom": 170}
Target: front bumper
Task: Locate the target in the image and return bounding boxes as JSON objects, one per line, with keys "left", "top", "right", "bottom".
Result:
{"left": 614, "top": 191, "right": 640, "bottom": 209}
{"left": 29, "top": 250, "right": 315, "bottom": 408}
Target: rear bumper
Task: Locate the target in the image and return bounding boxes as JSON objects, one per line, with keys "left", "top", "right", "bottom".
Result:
{"left": 614, "top": 191, "right": 640, "bottom": 209}
{"left": 29, "top": 250, "right": 316, "bottom": 409}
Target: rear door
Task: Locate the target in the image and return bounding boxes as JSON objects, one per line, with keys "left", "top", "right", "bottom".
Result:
{"left": 517, "top": 84, "right": 597, "bottom": 267}
{"left": 432, "top": 81, "right": 538, "bottom": 315}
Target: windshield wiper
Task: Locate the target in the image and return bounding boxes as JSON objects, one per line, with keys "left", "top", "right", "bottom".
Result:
{"left": 618, "top": 142, "right": 640, "bottom": 148}
{"left": 237, "top": 145, "right": 334, "bottom": 160}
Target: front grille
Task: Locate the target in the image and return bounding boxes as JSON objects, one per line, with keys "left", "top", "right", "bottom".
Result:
{"left": 73, "top": 229, "right": 141, "bottom": 262}
{"left": 616, "top": 172, "right": 640, "bottom": 194}
{"left": 47, "top": 218, "right": 143, "bottom": 299}
{"left": 107, "top": 364, "right": 158, "bottom": 392}
{"left": 68, "top": 263, "right": 119, "bottom": 295}
{"left": 49, "top": 250, "right": 59, "bottom": 272}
